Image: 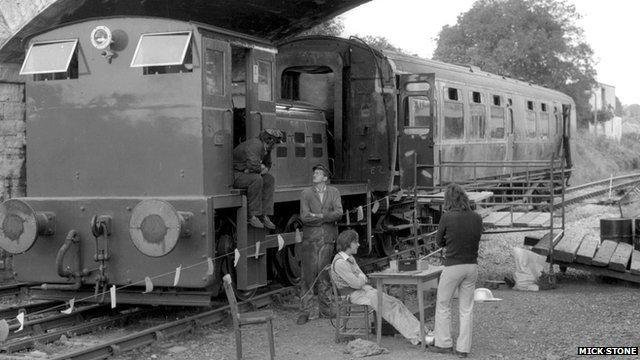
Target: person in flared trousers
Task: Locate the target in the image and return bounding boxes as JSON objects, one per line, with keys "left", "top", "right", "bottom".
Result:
{"left": 430, "top": 184, "right": 483, "bottom": 358}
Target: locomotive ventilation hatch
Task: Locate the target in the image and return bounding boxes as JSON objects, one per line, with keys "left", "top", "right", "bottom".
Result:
{"left": 129, "top": 199, "right": 193, "bottom": 257}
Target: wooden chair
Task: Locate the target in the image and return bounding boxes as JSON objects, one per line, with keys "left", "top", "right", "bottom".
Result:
{"left": 222, "top": 274, "right": 275, "bottom": 360}
{"left": 331, "top": 278, "right": 373, "bottom": 343}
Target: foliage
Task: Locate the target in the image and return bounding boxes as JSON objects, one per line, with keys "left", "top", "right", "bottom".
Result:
{"left": 615, "top": 96, "right": 623, "bottom": 117}
{"left": 298, "top": 17, "right": 345, "bottom": 37}
{"left": 352, "top": 35, "right": 409, "bottom": 54}
{"left": 585, "top": 109, "right": 614, "bottom": 124}
{"left": 625, "top": 104, "right": 640, "bottom": 119}
{"left": 433, "top": 0, "right": 597, "bottom": 126}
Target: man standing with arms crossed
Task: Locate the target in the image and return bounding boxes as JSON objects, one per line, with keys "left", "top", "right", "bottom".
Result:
{"left": 296, "top": 164, "right": 343, "bottom": 325}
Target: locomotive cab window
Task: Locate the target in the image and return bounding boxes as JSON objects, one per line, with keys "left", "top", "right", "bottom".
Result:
{"left": 131, "top": 31, "right": 193, "bottom": 74}
{"left": 20, "top": 39, "right": 79, "bottom": 81}
{"left": 444, "top": 87, "right": 463, "bottom": 139}
{"left": 405, "top": 96, "right": 431, "bottom": 127}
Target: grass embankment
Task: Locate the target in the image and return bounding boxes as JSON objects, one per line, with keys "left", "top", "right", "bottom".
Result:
{"left": 571, "top": 130, "right": 640, "bottom": 185}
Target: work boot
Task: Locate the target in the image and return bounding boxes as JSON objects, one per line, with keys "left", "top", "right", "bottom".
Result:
{"left": 248, "top": 216, "right": 264, "bottom": 228}
{"left": 262, "top": 216, "right": 276, "bottom": 230}
{"left": 428, "top": 346, "right": 453, "bottom": 354}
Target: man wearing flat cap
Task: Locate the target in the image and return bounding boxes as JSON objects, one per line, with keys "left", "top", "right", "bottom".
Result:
{"left": 233, "top": 129, "right": 285, "bottom": 229}
{"left": 297, "top": 163, "right": 343, "bottom": 324}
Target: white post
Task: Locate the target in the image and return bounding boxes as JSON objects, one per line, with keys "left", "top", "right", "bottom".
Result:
{"left": 609, "top": 174, "right": 613, "bottom": 199}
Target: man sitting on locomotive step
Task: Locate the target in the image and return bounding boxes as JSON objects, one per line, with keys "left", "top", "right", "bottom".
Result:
{"left": 330, "top": 229, "right": 432, "bottom": 345}
{"left": 232, "top": 129, "right": 285, "bottom": 229}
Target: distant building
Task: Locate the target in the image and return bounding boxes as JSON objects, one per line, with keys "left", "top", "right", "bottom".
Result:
{"left": 588, "top": 82, "right": 621, "bottom": 141}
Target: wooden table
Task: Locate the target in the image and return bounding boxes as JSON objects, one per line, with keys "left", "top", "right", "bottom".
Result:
{"left": 368, "top": 266, "right": 444, "bottom": 349}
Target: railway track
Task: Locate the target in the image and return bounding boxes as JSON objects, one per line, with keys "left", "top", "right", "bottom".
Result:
{"left": 558, "top": 172, "right": 640, "bottom": 207}
{"left": 0, "top": 285, "right": 293, "bottom": 359}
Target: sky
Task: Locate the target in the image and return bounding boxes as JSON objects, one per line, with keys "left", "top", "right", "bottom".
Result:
{"left": 340, "top": 0, "right": 640, "bottom": 105}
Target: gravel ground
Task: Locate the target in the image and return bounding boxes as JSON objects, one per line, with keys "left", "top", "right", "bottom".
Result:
{"left": 112, "top": 201, "right": 640, "bottom": 359}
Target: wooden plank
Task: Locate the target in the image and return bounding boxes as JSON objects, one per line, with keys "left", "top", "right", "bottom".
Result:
{"left": 482, "top": 212, "right": 510, "bottom": 226}
{"left": 609, "top": 242, "right": 633, "bottom": 272}
{"left": 524, "top": 234, "right": 542, "bottom": 247}
{"left": 555, "top": 261, "right": 640, "bottom": 284}
{"left": 553, "top": 233, "right": 586, "bottom": 263}
{"left": 528, "top": 213, "right": 551, "bottom": 228}
{"left": 494, "top": 212, "right": 527, "bottom": 227}
{"left": 575, "top": 234, "right": 600, "bottom": 264}
{"left": 512, "top": 212, "right": 541, "bottom": 227}
{"left": 631, "top": 250, "right": 640, "bottom": 275}
{"left": 591, "top": 240, "right": 618, "bottom": 267}
{"left": 532, "top": 230, "right": 564, "bottom": 256}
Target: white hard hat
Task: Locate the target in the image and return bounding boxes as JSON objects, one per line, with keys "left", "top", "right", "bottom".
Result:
{"left": 474, "top": 288, "right": 502, "bottom": 302}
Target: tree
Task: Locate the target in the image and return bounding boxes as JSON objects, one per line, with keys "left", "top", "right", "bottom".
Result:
{"left": 433, "top": 0, "right": 597, "bottom": 126}
{"left": 626, "top": 104, "right": 640, "bottom": 119}
{"left": 353, "top": 35, "right": 408, "bottom": 54}
{"left": 298, "top": 17, "right": 345, "bottom": 37}
{"left": 615, "top": 96, "right": 623, "bottom": 117}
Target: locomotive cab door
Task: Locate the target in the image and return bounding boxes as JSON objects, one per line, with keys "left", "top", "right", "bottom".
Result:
{"left": 202, "top": 36, "right": 233, "bottom": 194}
{"left": 397, "top": 73, "right": 436, "bottom": 191}
{"left": 246, "top": 48, "right": 277, "bottom": 137}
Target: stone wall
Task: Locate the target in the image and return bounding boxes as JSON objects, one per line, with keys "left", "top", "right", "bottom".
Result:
{"left": 0, "top": 63, "right": 25, "bottom": 202}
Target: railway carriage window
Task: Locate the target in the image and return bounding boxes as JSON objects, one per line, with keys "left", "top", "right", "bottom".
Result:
{"left": 444, "top": 87, "right": 463, "bottom": 139}
{"left": 131, "top": 31, "right": 193, "bottom": 74}
{"left": 313, "top": 147, "right": 323, "bottom": 157}
{"left": 406, "top": 96, "right": 432, "bottom": 127}
{"left": 526, "top": 100, "right": 537, "bottom": 138}
{"left": 493, "top": 95, "right": 501, "bottom": 106}
{"left": 489, "top": 106, "right": 505, "bottom": 138}
{"left": 447, "top": 87, "right": 459, "bottom": 101}
{"left": 469, "top": 91, "right": 485, "bottom": 139}
{"left": 20, "top": 39, "right": 79, "bottom": 80}
{"left": 539, "top": 103, "right": 550, "bottom": 138}
{"left": 312, "top": 133, "right": 323, "bottom": 144}
{"left": 257, "top": 60, "right": 272, "bottom": 101}
{"left": 554, "top": 106, "right": 561, "bottom": 134}
{"left": 294, "top": 132, "right": 305, "bottom": 143}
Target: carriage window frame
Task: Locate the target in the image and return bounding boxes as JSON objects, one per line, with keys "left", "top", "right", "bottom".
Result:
{"left": 405, "top": 96, "right": 432, "bottom": 127}
{"left": 525, "top": 100, "right": 537, "bottom": 138}
{"left": 443, "top": 87, "right": 464, "bottom": 140}
{"left": 20, "top": 39, "right": 79, "bottom": 75}
{"left": 131, "top": 31, "right": 193, "bottom": 68}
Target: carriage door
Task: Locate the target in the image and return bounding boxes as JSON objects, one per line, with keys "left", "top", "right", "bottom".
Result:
{"left": 398, "top": 73, "right": 436, "bottom": 190}
{"left": 246, "top": 48, "right": 276, "bottom": 138}
{"left": 202, "top": 37, "right": 233, "bottom": 193}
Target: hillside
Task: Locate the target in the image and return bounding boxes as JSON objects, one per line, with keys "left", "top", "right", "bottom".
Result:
{"left": 571, "top": 127, "right": 640, "bottom": 185}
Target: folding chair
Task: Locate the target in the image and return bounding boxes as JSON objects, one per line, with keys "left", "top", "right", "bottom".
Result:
{"left": 222, "top": 274, "right": 275, "bottom": 360}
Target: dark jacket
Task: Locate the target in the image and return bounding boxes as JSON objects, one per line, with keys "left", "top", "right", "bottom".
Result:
{"left": 300, "top": 185, "right": 343, "bottom": 243}
{"left": 435, "top": 210, "right": 483, "bottom": 266}
{"left": 232, "top": 138, "right": 272, "bottom": 173}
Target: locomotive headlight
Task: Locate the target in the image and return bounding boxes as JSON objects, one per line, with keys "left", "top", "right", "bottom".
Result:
{"left": 90, "top": 26, "right": 112, "bottom": 50}
{"left": 129, "top": 199, "right": 192, "bottom": 257}
{"left": 0, "top": 199, "right": 55, "bottom": 254}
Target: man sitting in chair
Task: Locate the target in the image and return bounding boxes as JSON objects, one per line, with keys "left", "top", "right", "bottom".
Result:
{"left": 330, "top": 229, "right": 430, "bottom": 346}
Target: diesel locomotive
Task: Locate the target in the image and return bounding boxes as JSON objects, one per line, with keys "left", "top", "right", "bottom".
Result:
{"left": 0, "top": 22, "right": 574, "bottom": 305}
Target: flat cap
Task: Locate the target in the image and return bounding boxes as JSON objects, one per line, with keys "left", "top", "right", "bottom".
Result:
{"left": 313, "top": 163, "right": 332, "bottom": 178}
{"left": 263, "top": 128, "right": 285, "bottom": 143}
